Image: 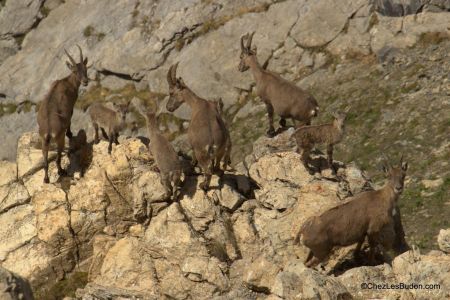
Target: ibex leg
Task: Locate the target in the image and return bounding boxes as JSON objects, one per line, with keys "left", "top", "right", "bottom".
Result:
{"left": 93, "top": 122, "right": 100, "bottom": 144}
{"left": 264, "top": 101, "right": 275, "bottom": 137}
{"left": 327, "top": 144, "right": 335, "bottom": 173}
{"left": 56, "top": 134, "right": 66, "bottom": 176}
{"left": 42, "top": 135, "right": 51, "bottom": 183}
{"left": 66, "top": 124, "right": 73, "bottom": 140}
{"left": 108, "top": 134, "right": 114, "bottom": 154}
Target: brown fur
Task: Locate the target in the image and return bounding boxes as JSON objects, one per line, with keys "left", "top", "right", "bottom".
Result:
{"left": 88, "top": 101, "right": 130, "bottom": 154}
{"left": 138, "top": 104, "right": 182, "bottom": 201}
{"left": 298, "top": 157, "right": 408, "bottom": 267}
{"left": 293, "top": 110, "right": 348, "bottom": 172}
{"left": 239, "top": 32, "right": 319, "bottom": 137}
{"left": 166, "top": 63, "right": 230, "bottom": 190}
{"left": 37, "top": 46, "right": 89, "bottom": 183}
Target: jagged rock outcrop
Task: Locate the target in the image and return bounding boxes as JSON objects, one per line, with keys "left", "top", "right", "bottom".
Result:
{"left": 0, "top": 130, "right": 449, "bottom": 299}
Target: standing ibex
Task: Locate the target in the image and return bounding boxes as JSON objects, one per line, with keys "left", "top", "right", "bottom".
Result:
{"left": 297, "top": 156, "right": 408, "bottom": 267}
{"left": 37, "top": 46, "right": 89, "bottom": 183}
{"left": 293, "top": 109, "right": 349, "bottom": 173}
{"left": 137, "top": 103, "right": 183, "bottom": 201}
{"left": 88, "top": 101, "right": 130, "bottom": 154}
{"left": 166, "top": 63, "right": 230, "bottom": 190}
{"left": 239, "top": 32, "right": 319, "bottom": 137}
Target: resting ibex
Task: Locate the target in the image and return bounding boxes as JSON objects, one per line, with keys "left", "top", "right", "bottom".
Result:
{"left": 297, "top": 156, "right": 408, "bottom": 267}
{"left": 166, "top": 63, "right": 230, "bottom": 190}
{"left": 37, "top": 46, "right": 89, "bottom": 183}
{"left": 88, "top": 101, "right": 130, "bottom": 154}
{"left": 137, "top": 104, "right": 182, "bottom": 201}
{"left": 293, "top": 109, "right": 349, "bottom": 173}
{"left": 239, "top": 32, "right": 319, "bottom": 137}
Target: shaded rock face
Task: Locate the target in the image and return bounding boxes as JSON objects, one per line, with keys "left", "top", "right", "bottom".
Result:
{"left": 0, "top": 267, "right": 34, "bottom": 300}
{"left": 0, "top": 130, "right": 449, "bottom": 299}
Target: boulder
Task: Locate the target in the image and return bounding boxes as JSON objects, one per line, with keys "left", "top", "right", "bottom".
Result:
{"left": 438, "top": 228, "right": 450, "bottom": 253}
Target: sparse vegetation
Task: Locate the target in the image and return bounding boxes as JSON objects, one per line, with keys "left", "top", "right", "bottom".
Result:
{"left": 34, "top": 272, "right": 88, "bottom": 300}
{"left": 83, "top": 25, "right": 106, "bottom": 41}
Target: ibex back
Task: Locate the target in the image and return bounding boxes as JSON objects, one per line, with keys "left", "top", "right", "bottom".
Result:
{"left": 37, "top": 46, "right": 89, "bottom": 183}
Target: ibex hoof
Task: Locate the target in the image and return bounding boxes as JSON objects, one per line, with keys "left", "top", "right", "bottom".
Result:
{"left": 279, "top": 118, "right": 287, "bottom": 128}
{"left": 266, "top": 129, "right": 276, "bottom": 138}
{"left": 199, "top": 182, "right": 209, "bottom": 191}
{"left": 58, "top": 169, "right": 67, "bottom": 176}
{"left": 43, "top": 177, "right": 50, "bottom": 184}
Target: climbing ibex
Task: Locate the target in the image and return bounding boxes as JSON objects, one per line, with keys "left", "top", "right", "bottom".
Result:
{"left": 166, "top": 63, "right": 230, "bottom": 190}
{"left": 88, "top": 101, "right": 130, "bottom": 154}
{"left": 297, "top": 156, "right": 409, "bottom": 267}
{"left": 239, "top": 32, "right": 319, "bottom": 137}
{"left": 37, "top": 46, "right": 89, "bottom": 183}
{"left": 137, "top": 103, "right": 183, "bottom": 201}
{"left": 293, "top": 109, "right": 349, "bottom": 173}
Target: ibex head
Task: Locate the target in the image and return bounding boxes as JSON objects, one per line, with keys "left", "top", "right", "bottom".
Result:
{"left": 113, "top": 100, "right": 131, "bottom": 122}
{"left": 239, "top": 32, "right": 257, "bottom": 72}
{"left": 382, "top": 155, "right": 408, "bottom": 195}
{"left": 65, "top": 45, "right": 89, "bottom": 86}
{"left": 332, "top": 107, "right": 350, "bottom": 127}
{"left": 166, "top": 62, "right": 187, "bottom": 112}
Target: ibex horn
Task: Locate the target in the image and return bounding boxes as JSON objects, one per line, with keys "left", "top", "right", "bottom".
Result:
{"left": 240, "top": 34, "right": 246, "bottom": 52}
{"left": 64, "top": 48, "right": 76, "bottom": 65}
{"left": 167, "top": 65, "right": 174, "bottom": 87}
{"left": 171, "top": 62, "right": 179, "bottom": 83}
{"left": 246, "top": 31, "right": 255, "bottom": 49}
{"left": 76, "top": 44, "right": 83, "bottom": 62}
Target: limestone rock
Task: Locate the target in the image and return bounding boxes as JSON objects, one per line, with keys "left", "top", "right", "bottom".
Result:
{"left": 438, "top": 229, "right": 450, "bottom": 253}
{"left": 0, "top": 0, "right": 44, "bottom": 36}
{"left": 271, "top": 260, "right": 352, "bottom": 299}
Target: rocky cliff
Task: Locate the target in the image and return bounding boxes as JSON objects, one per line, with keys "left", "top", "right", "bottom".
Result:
{"left": 0, "top": 129, "right": 449, "bottom": 299}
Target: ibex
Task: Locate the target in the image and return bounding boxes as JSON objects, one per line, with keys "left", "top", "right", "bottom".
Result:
{"left": 239, "top": 32, "right": 319, "bottom": 137}
{"left": 166, "top": 63, "right": 230, "bottom": 190}
{"left": 137, "top": 103, "right": 183, "bottom": 201}
{"left": 37, "top": 46, "right": 89, "bottom": 183}
{"left": 88, "top": 101, "right": 130, "bottom": 154}
{"left": 297, "top": 156, "right": 408, "bottom": 267}
{"left": 293, "top": 109, "right": 349, "bottom": 173}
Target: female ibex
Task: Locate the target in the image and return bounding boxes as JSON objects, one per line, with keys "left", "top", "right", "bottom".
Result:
{"left": 137, "top": 104, "right": 183, "bottom": 201}
{"left": 297, "top": 156, "right": 409, "bottom": 268}
{"left": 166, "top": 63, "right": 230, "bottom": 190}
{"left": 37, "top": 46, "right": 89, "bottom": 183}
{"left": 239, "top": 32, "right": 319, "bottom": 137}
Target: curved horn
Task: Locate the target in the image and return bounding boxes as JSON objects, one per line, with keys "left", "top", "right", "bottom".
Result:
{"left": 246, "top": 31, "right": 255, "bottom": 49}
{"left": 240, "top": 34, "right": 246, "bottom": 52}
{"left": 76, "top": 44, "right": 83, "bottom": 62}
{"left": 171, "top": 62, "right": 179, "bottom": 83}
{"left": 64, "top": 48, "right": 76, "bottom": 65}
{"left": 167, "top": 65, "right": 174, "bottom": 87}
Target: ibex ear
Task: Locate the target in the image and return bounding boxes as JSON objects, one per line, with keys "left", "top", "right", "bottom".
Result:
{"left": 382, "top": 164, "right": 389, "bottom": 175}
{"left": 401, "top": 162, "right": 408, "bottom": 171}
{"left": 83, "top": 57, "right": 88, "bottom": 66}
